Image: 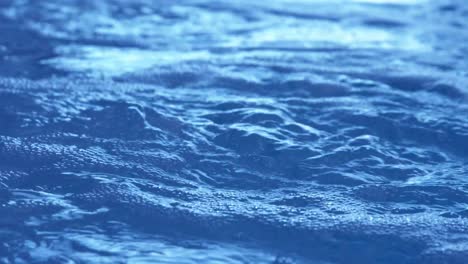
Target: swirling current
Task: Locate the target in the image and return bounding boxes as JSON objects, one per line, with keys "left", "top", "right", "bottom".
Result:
{"left": 1, "top": 0, "right": 468, "bottom": 263}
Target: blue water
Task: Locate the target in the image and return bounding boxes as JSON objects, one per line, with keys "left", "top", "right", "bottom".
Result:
{"left": 1, "top": 0, "right": 468, "bottom": 263}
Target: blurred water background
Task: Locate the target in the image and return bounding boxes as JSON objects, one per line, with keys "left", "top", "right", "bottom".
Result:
{"left": 0, "top": 0, "right": 468, "bottom": 263}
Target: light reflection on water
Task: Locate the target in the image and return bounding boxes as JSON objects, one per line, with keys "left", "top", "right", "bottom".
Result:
{"left": 38, "top": 0, "right": 430, "bottom": 76}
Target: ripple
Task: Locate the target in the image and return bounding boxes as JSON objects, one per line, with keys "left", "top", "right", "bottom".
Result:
{"left": 1, "top": 0, "right": 468, "bottom": 263}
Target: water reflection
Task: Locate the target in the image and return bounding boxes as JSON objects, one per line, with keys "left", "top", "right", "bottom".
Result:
{"left": 34, "top": 0, "right": 430, "bottom": 76}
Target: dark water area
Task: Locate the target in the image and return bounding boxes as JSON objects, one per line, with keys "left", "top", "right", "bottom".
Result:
{"left": 1, "top": 0, "right": 468, "bottom": 263}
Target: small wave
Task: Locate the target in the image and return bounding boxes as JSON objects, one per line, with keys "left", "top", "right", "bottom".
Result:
{"left": 1, "top": 0, "right": 468, "bottom": 263}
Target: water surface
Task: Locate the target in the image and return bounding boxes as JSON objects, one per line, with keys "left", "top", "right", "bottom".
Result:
{"left": 1, "top": 0, "right": 468, "bottom": 263}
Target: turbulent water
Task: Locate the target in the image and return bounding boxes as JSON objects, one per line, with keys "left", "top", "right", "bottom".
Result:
{"left": 1, "top": 0, "right": 468, "bottom": 263}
